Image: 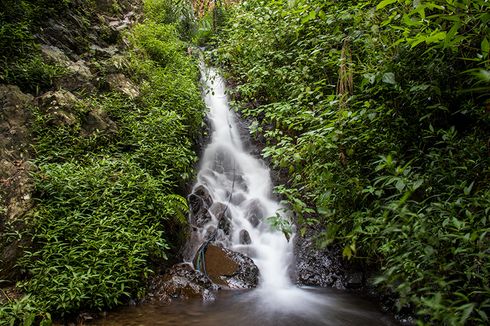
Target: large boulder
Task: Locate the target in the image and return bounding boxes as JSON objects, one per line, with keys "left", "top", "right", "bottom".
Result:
{"left": 198, "top": 245, "right": 259, "bottom": 289}
{"left": 147, "top": 263, "right": 218, "bottom": 303}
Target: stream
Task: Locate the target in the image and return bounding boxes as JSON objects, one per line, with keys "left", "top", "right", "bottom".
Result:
{"left": 90, "top": 65, "right": 397, "bottom": 325}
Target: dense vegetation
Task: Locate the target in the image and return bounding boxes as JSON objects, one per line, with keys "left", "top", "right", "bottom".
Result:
{"left": 214, "top": 0, "right": 489, "bottom": 324}
{"left": 0, "top": 0, "right": 71, "bottom": 92}
{"left": 0, "top": 0, "right": 203, "bottom": 324}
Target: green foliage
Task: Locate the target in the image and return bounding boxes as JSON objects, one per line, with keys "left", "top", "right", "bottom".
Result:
{"left": 144, "top": 0, "right": 197, "bottom": 39}
{"left": 0, "top": 295, "right": 52, "bottom": 326}
{"left": 17, "top": 158, "right": 186, "bottom": 314}
{"left": 216, "top": 0, "right": 490, "bottom": 323}
{"left": 2, "top": 56, "right": 65, "bottom": 94}
{"left": 0, "top": 0, "right": 71, "bottom": 92}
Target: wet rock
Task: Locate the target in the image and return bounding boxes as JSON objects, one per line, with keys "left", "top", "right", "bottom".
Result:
{"left": 106, "top": 73, "right": 140, "bottom": 98}
{"left": 233, "top": 174, "right": 248, "bottom": 192}
{"left": 193, "top": 185, "right": 213, "bottom": 207}
{"left": 147, "top": 263, "right": 218, "bottom": 303}
{"left": 346, "top": 272, "right": 363, "bottom": 289}
{"left": 41, "top": 45, "right": 72, "bottom": 66}
{"left": 239, "top": 230, "right": 251, "bottom": 245}
{"left": 204, "top": 225, "right": 217, "bottom": 241}
{"left": 295, "top": 228, "right": 348, "bottom": 289}
{"left": 202, "top": 245, "right": 259, "bottom": 289}
{"left": 82, "top": 108, "right": 117, "bottom": 135}
{"left": 243, "top": 199, "right": 264, "bottom": 227}
{"left": 230, "top": 192, "right": 246, "bottom": 205}
{"left": 37, "top": 90, "right": 79, "bottom": 126}
{"left": 209, "top": 202, "right": 232, "bottom": 236}
{"left": 189, "top": 185, "right": 213, "bottom": 228}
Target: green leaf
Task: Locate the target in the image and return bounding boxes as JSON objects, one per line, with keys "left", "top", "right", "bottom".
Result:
{"left": 463, "top": 181, "right": 474, "bottom": 195}
{"left": 395, "top": 179, "right": 405, "bottom": 192}
{"left": 23, "top": 313, "right": 35, "bottom": 326}
{"left": 482, "top": 38, "right": 489, "bottom": 58}
{"left": 342, "top": 245, "right": 352, "bottom": 259}
{"left": 382, "top": 72, "right": 396, "bottom": 85}
{"left": 376, "top": 0, "right": 397, "bottom": 10}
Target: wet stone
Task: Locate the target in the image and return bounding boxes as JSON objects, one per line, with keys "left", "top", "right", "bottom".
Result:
{"left": 202, "top": 245, "right": 259, "bottom": 289}
{"left": 147, "top": 263, "right": 218, "bottom": 303}
{"left": 189, "top": 185, "right": 213, "bottom": 228}
{"left": 346, "top": 272, "right": 363, "bottom": 289}
{"left": 243, "top": 199, "right": 264, "bottom": 227}
{"left": 230, "top": 192, "right": 246, "bottom": 205}
{"left": 239, "top": 230, "right": 251, "bottom": 245}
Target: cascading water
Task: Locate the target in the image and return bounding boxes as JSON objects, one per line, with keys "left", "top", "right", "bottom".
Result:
{"left": 193, "top": 64, "right": 296, "bottom": 295}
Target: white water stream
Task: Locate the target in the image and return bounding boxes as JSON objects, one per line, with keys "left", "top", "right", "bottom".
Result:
{"left": 193, "top": 64, "right": 326, "bottom": 312}
{"left": 199, "top": 66, "right": 292, "bottom": 286}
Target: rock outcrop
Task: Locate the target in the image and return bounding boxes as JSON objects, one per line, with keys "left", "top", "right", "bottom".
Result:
{"left": 0, "top": 85, "right": 34, "bottom": 281}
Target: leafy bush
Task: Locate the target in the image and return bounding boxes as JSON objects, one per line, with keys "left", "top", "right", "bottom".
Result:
{"left": 144, "top": 0, "right": 197, "bottom": 39}
{"left": 216, "top": 0, "right": 490, "bottom": 323}
{"left": 18, "top": 158, "right": 187, "bottom": 314}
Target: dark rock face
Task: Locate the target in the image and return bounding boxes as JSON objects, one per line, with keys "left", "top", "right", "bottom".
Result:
{"left": 295, "top": 228, "right": 368, "bottom": 290}
{"left": 188, "top": 185, "right": 213, "bottom": 228}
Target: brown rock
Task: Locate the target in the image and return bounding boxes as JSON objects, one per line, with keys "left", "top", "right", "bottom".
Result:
{"left": 147, "top": 263, "right": 217, "bottom": 303}
{"left": 106, "top": 73, "right": 140, "bottom": 98}
{"left": 199, "top": 245, "right": 259, "bottom": 289}
{"left": 0, "top": 85, "right": 35, "bottom": 281}
{"left": 37, "top": 90, "right": 80, "bottom": 126}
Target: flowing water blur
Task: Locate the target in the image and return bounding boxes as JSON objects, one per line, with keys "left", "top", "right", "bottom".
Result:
{"left": 90, "top": 65, "right": 397, "bottom": 325}
{"left": 94, "top": 288, "right": 396, "bottom": 325}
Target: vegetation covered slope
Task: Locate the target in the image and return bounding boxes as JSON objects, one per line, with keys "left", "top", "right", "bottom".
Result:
{"left": 215, "top": 0, "right": 490, "bottom": 324}
{"left": 0, "top": 0, "right": 203, "bottom": 324}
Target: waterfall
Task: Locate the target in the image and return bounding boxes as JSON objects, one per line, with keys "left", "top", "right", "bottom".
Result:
{"left": 193, "top": 64, "right": 296, "bottom": 293}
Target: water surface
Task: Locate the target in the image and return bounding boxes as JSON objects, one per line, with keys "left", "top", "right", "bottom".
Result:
{"left": 93, "top": 288, "right": 396, "bottom": 326}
